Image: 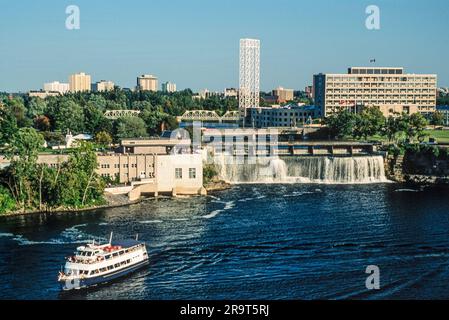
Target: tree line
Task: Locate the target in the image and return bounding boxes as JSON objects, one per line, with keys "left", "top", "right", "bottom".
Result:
{"left": 0, "top": 88, "right": 239, "bottom": 147}
{"left": 324, "top": 107, "right": 430, "bottom": 144}
{"left": 0, "top": 128, "right": 104, "bottom": 214}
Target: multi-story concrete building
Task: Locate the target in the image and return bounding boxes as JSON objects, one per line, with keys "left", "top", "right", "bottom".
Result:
{"left": 313, "top": 67, "right": 437, "bottom": 117}
{"left": 43, "top": 81, "right": 70, "bottom": 94}
{"left": 26, "top": 138, "right": 204, "bottom": 197}
{"left": 248, "top": 104, "right": 319, "bottom": 128}
{"left": 92, "top": 80, "right": 115, "bottom": 92}
{"left": 161, "top": 81, "right": 177, "bottom": 93}
{"left": 272, "top": 87, "right": 294, "bottom": 103}
{"left": 137, "top": 74, "right": 158, "bottom": 92}
{"left": 69, "top": 72, "right": 92, "bottom": 92}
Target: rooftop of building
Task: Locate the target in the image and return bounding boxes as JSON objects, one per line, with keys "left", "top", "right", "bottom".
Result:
{"left": 120, "top": 137, "right": 191, "bottom": 147}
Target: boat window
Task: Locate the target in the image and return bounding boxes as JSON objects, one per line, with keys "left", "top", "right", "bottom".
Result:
{"left": 108, "top": 265, "right": 114, "bottom": 270}
{"left": 105, "top": 255, "right": 111, "bottom": 259}
{"left": 114, "top": 263, "right": 120, "bottom": 268}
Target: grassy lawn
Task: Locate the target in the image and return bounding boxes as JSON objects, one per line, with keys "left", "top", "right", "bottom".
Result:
{"left": 425, "top": 129, "right": 449, "bottom": 144}
{"left": 343, "top": 130, "right": 449, "bottom": 144}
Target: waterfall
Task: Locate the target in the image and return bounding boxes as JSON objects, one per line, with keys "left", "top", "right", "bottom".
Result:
{"left": 215, "top": 155, "right": 389, "bottom": 184}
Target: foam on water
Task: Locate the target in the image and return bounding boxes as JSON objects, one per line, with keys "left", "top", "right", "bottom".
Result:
{"left": 395, "top": 189, "right": 420, "bottom": 193}
{"left": 1, "top": 224, "right": 102, "bottom": 246}
{"left": 216, "top": 155, "right": 390, "bottom": 185}
{"left": 139, "top": 220, "right": 164, "bottom": 224}
{"left": 202, "top": 201, "right": 235, "bottom": 219}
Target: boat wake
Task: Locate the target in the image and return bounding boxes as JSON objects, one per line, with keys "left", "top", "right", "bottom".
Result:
{"left": 202, "top": 201, "right": 236, "bottom": 219}
{"left": 0, "top": 224, "right": 103, "bottom": 246}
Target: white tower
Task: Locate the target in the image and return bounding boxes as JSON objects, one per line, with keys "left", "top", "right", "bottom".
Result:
{"left": 239, "top": 38, "right": 260, "bottom": 124}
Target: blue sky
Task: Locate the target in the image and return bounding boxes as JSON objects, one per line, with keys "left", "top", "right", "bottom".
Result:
{"left": 0, "top": 0, "right": 448, "bottom": 92}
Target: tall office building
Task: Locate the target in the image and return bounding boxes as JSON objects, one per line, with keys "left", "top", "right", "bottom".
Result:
{"left": 69, "top": 72, "right": 92, "bottom": 92}
{"left": 43, "top": 81, "right": 70, "bottom": 94}
{"left": 313, "top": 67, "right": 437, "bottom": 118}
{"left": 137, "top": 75, "right": 158, "bottom": 91}
{"left": 162, "top": 81, "right": 177, "bottom": 93}
{"left": 239, "top": 38, "right": 260, "bottom": 124}
{"left": 92, "top": 80, "right": 115, "bottom": 92}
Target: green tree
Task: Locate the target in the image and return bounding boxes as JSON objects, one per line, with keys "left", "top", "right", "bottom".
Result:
{"left": 4, "top": 128, "right": 44, "bottom": 209}
{"left": 84, "top": 103, "right": 112, "bottom": 134}
{"left": 26, "top": 97, "right": 47, "bottom": 119}
{"left": 430, "top": 111, "right": 445, "bottom": 126}
{"left": 139, "top": 105, "right": 167, "bottom": 136}
{"left": 114, "top": 116, "right": 148, "bottom": 140}
{"left": 50, "top": 99, "right": 85, "bottom": 134}
{"left": 353, "top": 107, "right": 386, "bottom": 140}
{"left": 0, "top": 104, "right": 18, "bottom": 145}
{"left": 406, "top": 113, "right": 428, "bottom": 143}
{"left": 0, "top": 186, "right": 16, "bottom": 214}
{"left": 324, "top": 110, "right": 357, "bottom": 139}
{"left": 95, "top": 131, "right": 113, "bottom": 147}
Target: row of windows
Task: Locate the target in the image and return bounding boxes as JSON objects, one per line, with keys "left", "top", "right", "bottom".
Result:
{"left": 101, "top": 163, "right": 155, "bottom": 169}
{"left": 327, "top": 76, "right": 436, "bottom": 82}
{"left": 175, "top": 168, "right": 197, "bottom": 180}
{"left": 89, "top": 259, "right": 133, "bottom": 276}
{"left": 254, "top": 112, "right": 316, "bottom": 117}
{"left": 327, "top": 89, "right": 435, "bottom": 93}
{"left": 101, "top": 172, "right": 156, "bottom": 179}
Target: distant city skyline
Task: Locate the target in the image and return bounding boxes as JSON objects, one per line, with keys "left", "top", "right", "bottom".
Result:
{"left": 1, "top": 0, "right": 449, "bottom": 92}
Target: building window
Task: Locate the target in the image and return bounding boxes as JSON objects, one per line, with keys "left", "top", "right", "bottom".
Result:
{"left": 175, "top": 168, "right": 183, "bottom": 179}
{"left": 189, "top": 168, "right": 196, "bottom": 179}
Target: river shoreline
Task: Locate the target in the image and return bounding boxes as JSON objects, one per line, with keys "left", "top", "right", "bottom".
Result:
{"left": 0, "top": 184, "right": 228, "bottom": 218}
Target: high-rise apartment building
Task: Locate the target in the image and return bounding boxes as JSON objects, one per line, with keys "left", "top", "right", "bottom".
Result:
{"left": 313, "top": 67, "right": 437, "bottom": 117}
{"left": 69, "top": 72, "right": 92, "bottom": 92}
{"left": 239, "top": 38, "right": 260, "bottom": 124}
{"left": 43, "top": 81, "right": 70, "bottom": 94}
{"left": 137, "top": 75, "right": 158, "bottom": 91}
{"left": 92, "top": 80, "right": 115, "bottom": 92}
{"left": 162, "top": 81, "right": 177, "bottom": 93}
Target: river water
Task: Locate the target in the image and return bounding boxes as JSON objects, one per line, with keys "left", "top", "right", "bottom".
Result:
{"left": 1, "top": 183, "right": 449, "bottom": 300}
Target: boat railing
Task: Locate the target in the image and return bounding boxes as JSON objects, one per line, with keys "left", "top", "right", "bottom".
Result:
{"left": 68, "top": 245, "right": 144, "bottom": 265}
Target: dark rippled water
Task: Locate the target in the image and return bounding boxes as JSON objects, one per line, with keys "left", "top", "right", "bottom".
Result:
{"left": 1, "top": 184, "right": 449, "bottom": 300}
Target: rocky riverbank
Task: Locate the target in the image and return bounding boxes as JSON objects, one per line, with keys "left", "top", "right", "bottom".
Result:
{"left": 204, "top": 179, "right": 232, "bottom": 192}
{"left": 385, "top": 152, "right": 449, "bottom": 186}
{"left": 0, "top": 193, "right": 141, "bottom": 218}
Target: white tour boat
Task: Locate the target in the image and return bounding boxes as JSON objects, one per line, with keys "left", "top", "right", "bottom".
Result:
{"left": 58, "top": 233, "right": 149, "bottom": 291}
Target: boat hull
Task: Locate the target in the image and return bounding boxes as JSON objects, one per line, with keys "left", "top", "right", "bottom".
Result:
{"left": 60, "top": 259, "right": 149, "bottom": 291}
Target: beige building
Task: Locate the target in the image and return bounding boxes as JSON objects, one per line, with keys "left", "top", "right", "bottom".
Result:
{"left": 313, "top": 67, "right": 437, "bottom": 117}
{"left": 43, "top": 81, "right": 70, "bottom": 94}
{"left": 28, "top": 91, "right": 61, "bottom": 99}
{"left": 34, "top": 152, "right": 203, "bottom": 196}
{"left": 25, "top": 138, "right": 204, "bottom": 197}
{"left": 273, "top": 87, "right": 294, "bottom": 103}
{"left": 119, "top": 138, "right": 191, "bottom": 155}
{"left": 69, "top": 72, "right": 92, "bottom": 92}
{"left": 137, "top": 74, "right": 158, "bottom": 91}
{"left": 92, "top": 80, "right": 115, "bottom": 92}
